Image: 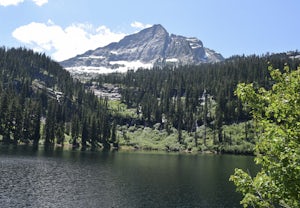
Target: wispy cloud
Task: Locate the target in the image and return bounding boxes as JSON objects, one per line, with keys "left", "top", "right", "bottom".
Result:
{"left": 0, "top": 0, "right": 47, "bottom": 6}
{"left": 32, "top": 0, "right": 48, "bottom": 6}
{"left": 12, "top": 20, "right": 126, "bottom": 61}
{"left": 131, "top": 21, "right": 152, "bottom": 30}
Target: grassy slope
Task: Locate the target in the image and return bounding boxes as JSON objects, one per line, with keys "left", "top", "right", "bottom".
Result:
{"left": 109, "top": 100, "right": 255, "bottom": 154}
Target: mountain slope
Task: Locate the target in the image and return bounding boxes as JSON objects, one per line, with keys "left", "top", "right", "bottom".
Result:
{"left": 0, "top": 47, "right": 112, "bottom": 147}
{"left": 60, "top": 24, "right": 224, "bottom": 74}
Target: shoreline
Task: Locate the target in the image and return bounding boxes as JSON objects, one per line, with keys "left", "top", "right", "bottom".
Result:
{"left": 0, "top": 142, "right": 254, "bottom": 156}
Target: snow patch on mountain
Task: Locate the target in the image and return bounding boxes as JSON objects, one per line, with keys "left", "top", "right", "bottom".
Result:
{"left": 166, "top": 58, "right": 179, "bottom": 62}
{"left": 60, "top": 24, "right": 224, "bottom": 74}
{"left": 66, "top": 60, "right": 153, "bottom": 74}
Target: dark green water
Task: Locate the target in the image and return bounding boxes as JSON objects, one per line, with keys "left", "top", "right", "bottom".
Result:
{"left": 0, "top": 146, "right": 258, "bottom": 207}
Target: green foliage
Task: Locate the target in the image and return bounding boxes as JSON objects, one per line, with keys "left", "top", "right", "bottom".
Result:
{"left": 117, "top": 121, "right": 255, "bottom": 153}
{"left": 230, "top": 66, "right": 300, "bottom": 207}
{"left": 118, "top": 125, "right": 187, "bottom": 151}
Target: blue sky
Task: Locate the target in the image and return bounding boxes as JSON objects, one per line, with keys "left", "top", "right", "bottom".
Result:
{"left": 1, "top": 0, "right": 299, "bottom": 61}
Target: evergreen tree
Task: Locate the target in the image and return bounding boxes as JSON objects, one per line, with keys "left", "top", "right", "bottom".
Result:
{"left": 110, "top": 120, "right": 118, "bottom": 149}
{"left": 22, "top": 102, "right": 31, "bottom": 144}
{"left": 13, "top": 100, "right": 23, "bottom": 145}
{"left": 32, "top": 103, "right": 41, "bottom": 147}
{"left": 44, "top": 101, "right": 56, "bottom": 146}
{"left": 0, "top": 92, "right": 10, "bottom": 144}
{"left": 81, "top": 119, "right": 89, "bottom": 150}
{"left": 55, "top": 122, "right": 65, "bottom": 146}
{"left": 71, "top": 114, "right": 80, "bottom": 148}
{"left": 90, "top": 117, "right": 97, "bottom": 151}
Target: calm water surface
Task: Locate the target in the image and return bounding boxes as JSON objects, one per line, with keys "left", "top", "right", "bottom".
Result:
{"left": 0, "top": 146, "right": 258, "bottom": 207}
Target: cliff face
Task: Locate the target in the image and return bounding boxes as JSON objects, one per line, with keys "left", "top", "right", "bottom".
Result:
{"left": 60, "top": 24, "right": 224, "bottom": 74}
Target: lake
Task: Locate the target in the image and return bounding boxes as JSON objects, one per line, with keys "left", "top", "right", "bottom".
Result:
{"left": 0, "top": 146, "right": 258, "bottom": 207}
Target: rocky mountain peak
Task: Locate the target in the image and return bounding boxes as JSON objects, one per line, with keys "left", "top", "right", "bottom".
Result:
{"left": 60, "top": 24, "right": 224, "bottom": 74}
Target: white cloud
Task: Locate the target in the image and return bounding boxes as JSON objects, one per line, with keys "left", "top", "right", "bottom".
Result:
{"left": 0, "top": 0, "right": 47, "bottom": 6}
{"left": 12, "top": 21, "right": 152, "bottom": 61}
{"left": 12, "top": 20, "right": 126, "bottom": 61}
{"left": 131, "top": 21, "right": 152, "bottom": 30}
{"left": 32, "top": 0, "right": 48, "bottom": 6}
{"left": 0, "top": 0, "right": 24, "bottom": 6}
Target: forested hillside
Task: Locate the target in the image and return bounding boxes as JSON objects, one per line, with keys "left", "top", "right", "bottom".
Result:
{"left": 0, "top": 47, "right": 113, "bottom": 149}
{"left": 90, "top": 51, "right": 300, "bottom": 153}
{"left": 1, "top": 47, "right": 299, "bottom": 153}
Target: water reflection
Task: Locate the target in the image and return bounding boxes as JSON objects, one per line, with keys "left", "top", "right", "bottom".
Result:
{"left": 0, "top": 146, "right": 258, "bottom": 208}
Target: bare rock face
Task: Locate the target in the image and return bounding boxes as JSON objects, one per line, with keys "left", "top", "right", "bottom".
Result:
{"left": 60, "top": 24, "right": 224, "bottom": 74}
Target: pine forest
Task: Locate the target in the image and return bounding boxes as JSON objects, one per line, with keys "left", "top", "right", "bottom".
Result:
{"left": 1, "top": 47, "right": 299, "bottom": 154}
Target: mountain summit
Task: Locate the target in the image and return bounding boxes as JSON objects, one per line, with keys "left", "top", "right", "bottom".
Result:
{"left": 60, "top": 24, "right": 224, "bottom": 74}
